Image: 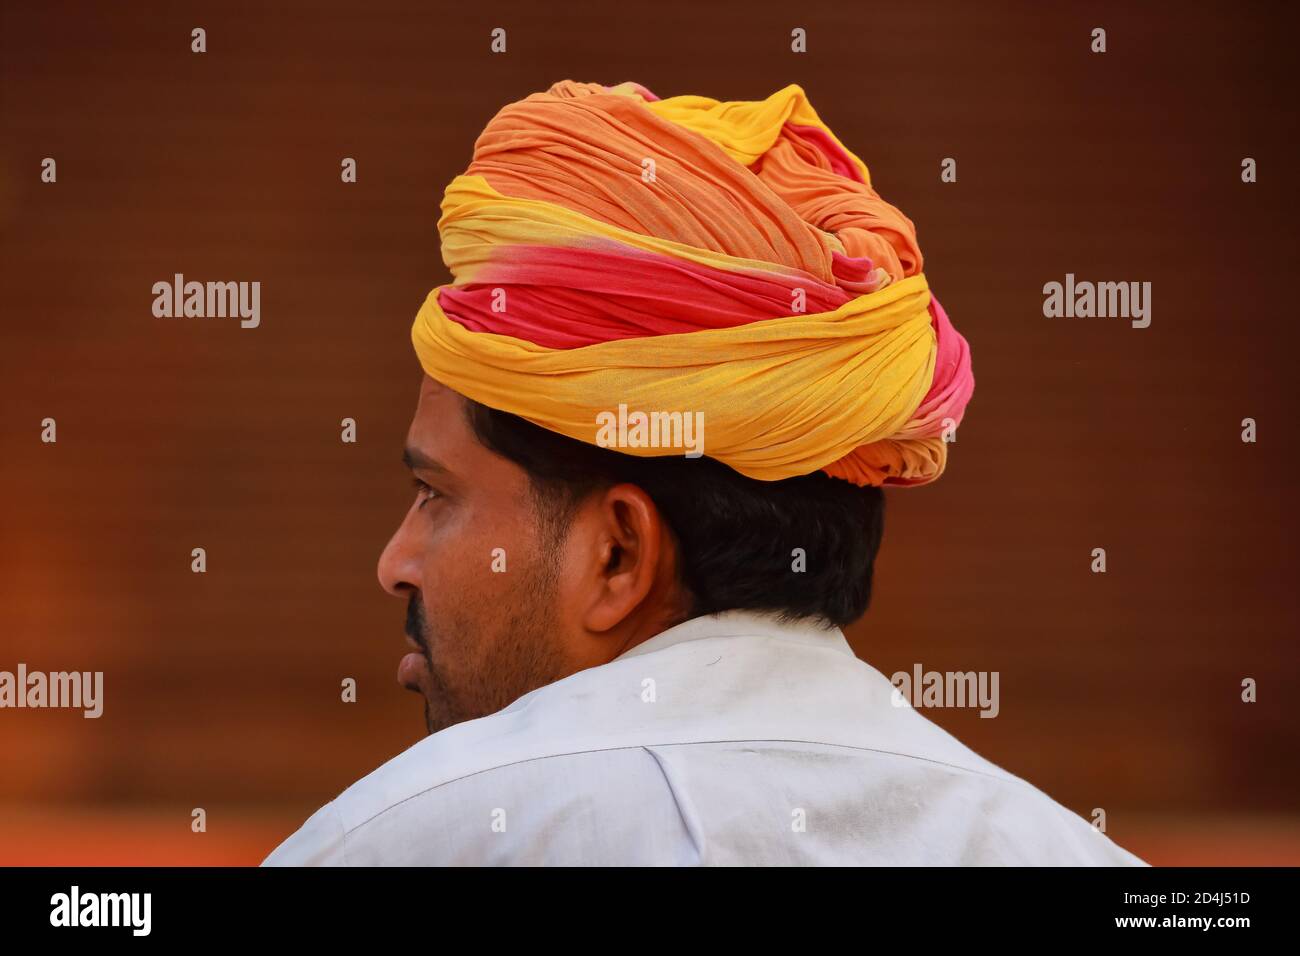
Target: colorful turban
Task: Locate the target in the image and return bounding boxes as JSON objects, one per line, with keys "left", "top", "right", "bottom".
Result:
{"left": 411, "top": 80, "right": 973, "bottom": 486}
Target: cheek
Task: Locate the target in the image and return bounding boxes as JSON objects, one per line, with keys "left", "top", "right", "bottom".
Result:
{"left": 419, "top": 509, "right": 532, "bottom": 609}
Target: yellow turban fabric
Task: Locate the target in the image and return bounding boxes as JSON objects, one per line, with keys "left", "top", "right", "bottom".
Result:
{"left": 412, "top": 80, "right": 973, "bottom": 487}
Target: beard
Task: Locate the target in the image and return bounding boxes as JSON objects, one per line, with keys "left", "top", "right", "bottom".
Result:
{"left": 404, "top": 552, "right": 570, "bottom": 736}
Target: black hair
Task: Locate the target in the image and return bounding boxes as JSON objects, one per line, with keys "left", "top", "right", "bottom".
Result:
{"left": 463, "top": 399, "right": 886, "bottom": 629}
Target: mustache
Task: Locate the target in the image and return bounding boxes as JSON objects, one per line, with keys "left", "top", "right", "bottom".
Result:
{"left": 404, "top": 594, "right": 429, "bottom": 652}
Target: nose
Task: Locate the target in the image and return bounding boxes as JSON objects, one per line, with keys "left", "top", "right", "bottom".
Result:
{"left": 377, "top": 505, "right": 421, "bottom": 598}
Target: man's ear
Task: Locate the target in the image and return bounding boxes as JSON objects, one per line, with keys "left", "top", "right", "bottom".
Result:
{"left": 579, "top": 483, "right": 673, "bottom": 634}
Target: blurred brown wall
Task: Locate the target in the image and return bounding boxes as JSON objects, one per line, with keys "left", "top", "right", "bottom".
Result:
{"left": 1, "top": 0, "right": 1297, "bottom": 863}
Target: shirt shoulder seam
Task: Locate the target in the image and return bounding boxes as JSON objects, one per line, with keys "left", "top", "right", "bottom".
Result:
{"left": 340, "top": 736, "right": 1028, "bottom": 836}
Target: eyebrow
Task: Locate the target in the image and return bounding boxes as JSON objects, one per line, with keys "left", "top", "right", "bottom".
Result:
{"left": 402, "top": 447, "right": 453, "bottom": 476}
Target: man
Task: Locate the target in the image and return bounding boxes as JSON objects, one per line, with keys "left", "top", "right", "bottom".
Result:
{"left": 263, "top": 80, "right": 1145, "bottom": 866}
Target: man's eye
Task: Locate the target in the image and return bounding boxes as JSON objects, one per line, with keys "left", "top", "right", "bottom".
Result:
{"left": 411, "top": 478, "right": 440, "bottom": 509}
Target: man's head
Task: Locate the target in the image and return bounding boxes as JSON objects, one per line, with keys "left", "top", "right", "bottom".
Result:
{"left": 383, "top": 80, "right": 971, "bottom": 734}
{"left": 378, "top": 375, "right": 885, "bottom": 734}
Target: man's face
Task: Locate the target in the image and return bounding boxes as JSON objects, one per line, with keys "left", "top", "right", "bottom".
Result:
{"left": 377, "top": 376, "right": 576, "bottom": 735}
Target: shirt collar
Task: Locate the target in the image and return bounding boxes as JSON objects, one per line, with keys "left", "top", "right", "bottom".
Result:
{"left": 613, "top": 607, "right": 856, "bottom": 662}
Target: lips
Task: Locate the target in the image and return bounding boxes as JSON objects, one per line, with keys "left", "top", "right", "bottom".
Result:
{"left": 401, "top": 595, "right": 431, "bottom": 690}
{"left": 398, "top": 650, "right": 427, "bottom": 690}
{"left": 400, "top": 631, "right": 428, "bottom": 689}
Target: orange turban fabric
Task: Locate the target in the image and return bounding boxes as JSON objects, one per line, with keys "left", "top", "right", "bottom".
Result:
{"left": 412, "top": 80, "right": 973, "bottom": 486}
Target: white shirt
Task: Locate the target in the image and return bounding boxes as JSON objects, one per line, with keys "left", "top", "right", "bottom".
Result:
{"left": 262, "top": 609, "right": 1147, "bottom": 866}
